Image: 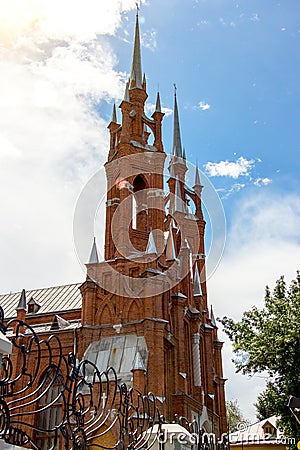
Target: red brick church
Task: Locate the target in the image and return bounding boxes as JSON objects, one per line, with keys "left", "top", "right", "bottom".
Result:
{"left": 1, "top": 10, "right": 226, "bottom": 443}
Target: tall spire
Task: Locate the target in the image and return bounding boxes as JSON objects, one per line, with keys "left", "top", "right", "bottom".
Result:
{"left": 130, "top": 8, "right": 143, "bottom": 89}
{"left": 172, "top": 85, "right": 183, "bottom": 158}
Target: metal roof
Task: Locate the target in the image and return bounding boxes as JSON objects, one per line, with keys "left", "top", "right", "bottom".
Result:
{"left": 0, "top": 283, "right": 82, "bottom": 319}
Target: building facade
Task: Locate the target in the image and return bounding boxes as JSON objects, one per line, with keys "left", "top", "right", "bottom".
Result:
{"left": 1, "top": 10, "right": 227, "bottom": 445}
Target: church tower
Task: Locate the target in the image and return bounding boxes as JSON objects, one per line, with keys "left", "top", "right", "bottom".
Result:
{"left": 80, "top": 10, "right": 227, "bottom": 436}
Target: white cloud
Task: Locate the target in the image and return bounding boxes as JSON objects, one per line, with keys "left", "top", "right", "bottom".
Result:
{"left": 145, "top": 103, "right": 173, "bottom": 116}
{"left": 0, "top": 0, "right": 139, "bottom": 45}
{"left": 197, "top": 19, "right": 210, "bottom": 26}
{"left": 205, "top": 156, "right": 255, "bottom": 179}
{"left": 219, "top": 182, "right": 246, "bottom": 199}
{"left": 254, "top": 177, "right": 272, "bottom": 186}
{"left": 250, "top": 13, "right": 260, "bottom": 22}
{"left": 141, "top": 29, "right": 157, "bottom": 50}
{"left": 209, "top": 192, "right": 300, "bottom": 420}
{"left": 199, "top": 101, "right": 211, "bottom": 111}
{"left": 0, "top": 0, "right": 140, "bottom": 293}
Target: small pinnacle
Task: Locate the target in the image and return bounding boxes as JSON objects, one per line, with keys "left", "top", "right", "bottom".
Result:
{"left": 146, "top": 228, "right": 157, "bottom": 255}
{"left": 16, "top": 289, "right": 27, "bottom": 311}
{"left": 88, "top": 237, "right": 99, "bottom": 264}
{"left": 124, "top": 80, "right": 130, "bottom": 102}
{"left": 111, "top": 103, "right": 117, "bottom": 123}
{"left": 155, "top": 91, "right": 162, "bottom": 112}
{"left": 194, "top": 165, "right": 201, "bottom": 186}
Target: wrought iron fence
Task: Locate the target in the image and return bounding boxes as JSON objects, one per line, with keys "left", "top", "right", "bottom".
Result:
{"left": 0, "top": 307, "right": 228, "bottom": 450}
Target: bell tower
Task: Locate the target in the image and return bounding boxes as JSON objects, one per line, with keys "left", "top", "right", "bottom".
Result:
{"left": 80, "top": 8, "right": 227, "bottom": 437}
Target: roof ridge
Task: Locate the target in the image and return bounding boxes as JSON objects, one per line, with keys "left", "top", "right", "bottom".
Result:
{"left": 0, "top": 281, "right": 83, "bottom": 297}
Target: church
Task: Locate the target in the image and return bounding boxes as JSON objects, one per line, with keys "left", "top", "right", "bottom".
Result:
{"left": 0, "top": 9, "right": 227, "bottom": 447}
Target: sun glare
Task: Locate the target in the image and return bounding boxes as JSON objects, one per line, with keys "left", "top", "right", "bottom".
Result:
{"left": 0, "top": 0, "right": 41, "bottom": 33}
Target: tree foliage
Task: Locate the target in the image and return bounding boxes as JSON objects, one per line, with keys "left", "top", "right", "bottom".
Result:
{"left": 226, "top": 399, "right": 249, "bottom": 432}
{"left": 220, "top": 272, "right": 300, "bottom": 442}
{"left": 254, "top": 384, "right": 278, "bottom": 421}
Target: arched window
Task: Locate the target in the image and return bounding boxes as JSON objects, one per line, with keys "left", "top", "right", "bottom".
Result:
{"left": 132, "top": 175, "right": 148, "bottom": 231}
{"left": 36, "top": 366, "right": 64, "bottom": 450}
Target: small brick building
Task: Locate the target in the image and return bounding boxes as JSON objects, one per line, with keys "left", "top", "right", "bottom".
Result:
{"left": 1, "top": 10, "right": 227, "bottom": 445}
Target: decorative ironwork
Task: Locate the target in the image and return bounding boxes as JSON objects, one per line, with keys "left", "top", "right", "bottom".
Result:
{"left": 0, "top": 306, "right": 227, "bottom": 450}
{"left": 0, "top": 306, "right": 162, "bottom": 449}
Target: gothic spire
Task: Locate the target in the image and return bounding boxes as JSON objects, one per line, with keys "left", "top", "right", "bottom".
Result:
{"left": 16, "top": 289, "right": 26, "bottom": 311}
{"left": 155, "top": 91, "right": 162, "bottom": 113}
{"left": 132, "top": 351, "right": 146, "bottom": 371}
{"left": 111, "top": 103, "right": 117, "bottom": 123}
{"left": 168, "top": 158, "right": 175, "bottom": 178}
{"left": 174, "top": 176, "right": 185, "bottom": 213}
{"left": 193, "top": 264, "right": 202, "bottom": 296}
{"left": 130, "top": 8, "right": 143, "bottom": 89}
{"left": 146, "top": 228, "right": 157, "bottom": 255}
{"left": 211, "top": 305, "right": 217, "bottom": 327}
{"left": 124, "top": 80, "right": 130, "bottom": 102}
{"left": 88, "top": 237, "right": 99, "bottom": 264}
{"left": 194, "top": 164, "right": 201, "bottom": 186}
{"left": 172, "top": 85, "right": 183, "bottom": 158}
{"left": 165, "top": 221, "right": 177, "bottom": 261}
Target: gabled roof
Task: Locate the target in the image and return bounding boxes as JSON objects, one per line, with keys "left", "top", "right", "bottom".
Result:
{"left": 0, "top": 283, "right": 82, "bottom": 319}
{"left": 229, "top": 416, "right": 282, "bottom": 444}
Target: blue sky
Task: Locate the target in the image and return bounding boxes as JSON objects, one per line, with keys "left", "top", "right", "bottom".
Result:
{"left": 0, "top": 0, "right": 299, "bottom": 422}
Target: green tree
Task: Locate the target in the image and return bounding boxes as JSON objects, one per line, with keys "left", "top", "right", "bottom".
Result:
{"left": 220, "top": 272, "right": 300, "bottom": 444}
{"left": 254, "top": 384, "right": 278, "bottom": 421}
{"left": 226, "top": 399, "right": 249, "bottom": 432}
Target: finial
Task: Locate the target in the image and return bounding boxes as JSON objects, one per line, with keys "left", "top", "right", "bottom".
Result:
{"left": 174, "top": 83, "right": 177, "bottom": 95}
